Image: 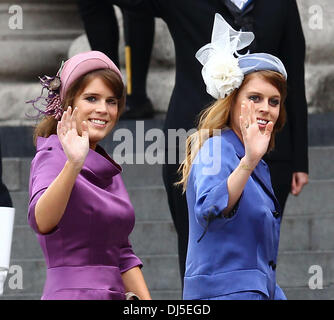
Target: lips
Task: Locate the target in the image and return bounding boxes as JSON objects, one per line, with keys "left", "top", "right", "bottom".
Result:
{"left": 257, "top": 118, "right": 269, "bottom": 125}
{"left": 88, "top": 118, "right": 108, "bottom": 127}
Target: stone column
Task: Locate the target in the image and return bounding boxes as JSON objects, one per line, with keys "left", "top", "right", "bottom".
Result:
{"left": 297, "top": 0, "right": 334, "bottom": 113}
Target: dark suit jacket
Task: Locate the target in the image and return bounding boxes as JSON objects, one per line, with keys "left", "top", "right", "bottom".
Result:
{"left": 0, "top": 141, "right": 12, "bottom": 207}
{"left": 114, "top": 0, "right": 308, "bottom": 174}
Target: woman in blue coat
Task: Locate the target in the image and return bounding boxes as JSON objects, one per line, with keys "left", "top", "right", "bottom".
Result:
{"left": 178, "top": 15, "right": 287, "bottom": 300}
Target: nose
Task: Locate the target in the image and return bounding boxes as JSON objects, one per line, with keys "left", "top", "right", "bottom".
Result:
{"left": 258, "top": 99, "right": 270, "bottom": 113}
{"left": 95, "top": 101, "right": 108, "bottom": 113}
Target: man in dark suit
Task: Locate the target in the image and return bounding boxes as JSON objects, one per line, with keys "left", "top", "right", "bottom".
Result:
{"left": 112, "top": 0, "right": 309, "bottom": 284}
{"left": 77, "top": 0, "right": 155, "bottom": 119}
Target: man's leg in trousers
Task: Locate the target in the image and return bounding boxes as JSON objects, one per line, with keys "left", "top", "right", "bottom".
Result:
{"left": 77, "top": 0, "right": 120, "bottom": 66}
{"left": 122, "top": 10, "right": 155, "bottom": 117}
{"left": 162, "top": 162, "right": 189, "bottom": 289}
{"left": 268, "top": 162, "right": 293, "bottom": 217}
{"left": 0, "top": 143, "right": 12, "bottom": 207}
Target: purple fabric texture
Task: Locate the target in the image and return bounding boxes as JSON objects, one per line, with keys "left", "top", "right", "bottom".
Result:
{"left": 28, "top": 135, "right": 142, "bottom": 300}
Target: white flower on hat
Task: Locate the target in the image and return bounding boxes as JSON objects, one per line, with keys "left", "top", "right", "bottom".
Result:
{"left": 196, "top": 13, "right": 255, "bottom": 99}
{"left": 202, "top": 51, "right": 244, "bottom": 99}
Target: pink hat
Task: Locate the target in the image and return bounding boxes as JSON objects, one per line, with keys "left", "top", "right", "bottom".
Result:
{"left": 60, "top": 50, "right": 122, "bottom": 102}
{"left": 26, "top": 51, "right": 122, "bottom": 120}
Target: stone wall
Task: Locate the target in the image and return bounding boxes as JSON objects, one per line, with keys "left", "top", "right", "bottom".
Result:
{"left": 0, "top": 0, "right": 83, "bottom": 80}
{"left": 298, "top": 0, "right": 334, "bottom": 113}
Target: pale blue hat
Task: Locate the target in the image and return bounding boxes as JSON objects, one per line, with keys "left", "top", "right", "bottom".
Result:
{"left": 238, "top": 52, "right": 287, "bottom": 79}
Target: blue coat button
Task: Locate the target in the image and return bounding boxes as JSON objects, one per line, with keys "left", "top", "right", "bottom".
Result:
{"left": 272, "top": 210, "right": 280, "bottom": 219}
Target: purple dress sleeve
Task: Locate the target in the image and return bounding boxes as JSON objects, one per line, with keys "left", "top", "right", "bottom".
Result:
{"left": 119, "top": 238, "right": 143, "bottom": 273}
{"left": 28, "top": 140, "right": 66, "bottom": 234}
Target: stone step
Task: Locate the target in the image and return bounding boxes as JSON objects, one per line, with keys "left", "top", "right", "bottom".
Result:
{"left": 0, "top": 1, "right": 84, "bottom": 80}
{"left": 0, "top": 293, "right": 42, "bottom": 300}
{"left": 10, "top": 226, "right": 43, "bottom": 260}
{"left": 0, "top": 290, "right": 182, "bottom": 300}
{"left": 279, "top": 215, "right": 334, "bottom": 252}
{"left": 8, "top": 191, "right": 29, "bottom": 226}
{"left": 282, "top": 286, "right": 334, "bottom": 300}
{"left": 10, "top": 220, "right": 178, "bottom": 260}
{"left": 2, "top": 288, "right": 333, "bottom": 300}
{"left": 308, "top": 146, "right": 334, "bottom": 180}
{"left": 1, "top": 113, "right": 334, "bottom": 157}
{"left": 8, "top": 187, "right": 172, "bottom": 227}
{"left": 2, "top": 143, "right": 334, "bottom": 193}
{"left": 10, "top": 209, "right": 334, "bottom": 263}
{"left": 0, "top": 66, "right": 173, "bottom": 124}
{"left": 276, "top": 250, "right": 334, "bottom": 289}
{"left": 7, "top": 179, "right": 334, "bottom": 227}
{"left": 284, "top": 180, "right": 334, "bottom": 216}
{"left": 1, "top": 250, "right": 334, "bottom": 299}
{"left": 130, "top": 221, "right": 178, "bottom": 256}
{"left": 0, "top": 254, "right": 182, "bottom": 297}
{"left": 1, "top": 259, "right": 46, "bottom": 296}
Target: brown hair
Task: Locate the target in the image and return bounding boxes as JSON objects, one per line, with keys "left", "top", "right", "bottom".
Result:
{"left": 177, "top": 70, "right": 287, "bottom": 192}
{"left": 33, "top": 69, "right": 126, "bottom": 145}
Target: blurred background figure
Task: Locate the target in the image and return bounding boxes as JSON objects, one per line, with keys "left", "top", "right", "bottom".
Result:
{"left": 77, "top": 0, "right": 155, "bottom": 119}
{"left": 0, "top": 140, "right": 15, "bottom": 295}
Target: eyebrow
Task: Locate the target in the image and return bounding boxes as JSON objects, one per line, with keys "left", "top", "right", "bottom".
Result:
{"left": 247, "top": 91, "right": 280, "bottom": 98}
{"left": 82, "top": 92, "right": 117, "bottom": 99}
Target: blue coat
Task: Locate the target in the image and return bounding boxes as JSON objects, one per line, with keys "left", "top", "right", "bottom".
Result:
{"left": 183, "top": 129, "right": 286, "bottom": 300}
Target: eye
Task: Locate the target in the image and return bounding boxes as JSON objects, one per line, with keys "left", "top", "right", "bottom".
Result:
{"left": 248, "top": 95, "right": 260, "bottom": 102}
{"left": 85, "top": 96, "right": 96, "bottom": 103}
{"left": 269, "top": 98, "right": 280, "bottom": 106}
{"left": 107, "top": 98, "right": 118, "bottom": 105}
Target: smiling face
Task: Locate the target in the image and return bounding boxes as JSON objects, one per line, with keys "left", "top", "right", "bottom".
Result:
{"left": 230, "top": 73, "right": 282, "bottom": 141}
{"left": 73, "top": 77, "right": 119, "bottom": 150}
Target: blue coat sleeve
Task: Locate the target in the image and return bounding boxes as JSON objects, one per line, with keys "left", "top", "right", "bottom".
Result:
{"left": 190, "top": 136, "right": 240, "bottom": 228}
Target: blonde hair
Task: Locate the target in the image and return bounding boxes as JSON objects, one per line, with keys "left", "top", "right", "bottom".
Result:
{"left": 177, "top": 70, "right": 287, "bottom": 192}
{"left": 33, "top": 69, "right": 126, "bottom": 145}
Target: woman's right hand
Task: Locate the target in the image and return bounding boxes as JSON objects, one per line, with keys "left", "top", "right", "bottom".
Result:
{"left": 239, "top": 100, "right": 274, "bottom": 169}
{"left": 57, "top": 106, "right": 89, "bottom": 171}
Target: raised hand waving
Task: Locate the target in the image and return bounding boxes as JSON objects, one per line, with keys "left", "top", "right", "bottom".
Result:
{"left": 239, "top": 100, "right": 274, "bottom": 169}
{"left": 57, "top": 106, "right": 90, "bottom": 171}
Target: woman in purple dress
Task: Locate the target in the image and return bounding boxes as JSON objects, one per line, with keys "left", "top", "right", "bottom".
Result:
{"left": 27, "top": 51, "right": 151, "bottom": 300}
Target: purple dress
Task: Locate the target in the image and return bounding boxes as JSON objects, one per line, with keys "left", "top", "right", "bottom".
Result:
{"left": 28, "top": 134, "right": 142, "bottom": 300}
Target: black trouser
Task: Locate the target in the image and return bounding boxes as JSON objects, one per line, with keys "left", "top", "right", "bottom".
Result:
{"left": 162, "top": 162, "right": 189, "bottom": 289}
{"left": 267, "top": 161, "right": 293, "bottom": 214}
{"left": 0, "top": 182, "right": 12, "bottom": 207}
{"left": 162, "top": 158, "right": 293, "bottom": 288}
{"left": 77, "top": 0, "right": 155, "bottom": 105}
{"left": 0, "top": 143, "right": 12, "bottom": 207}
